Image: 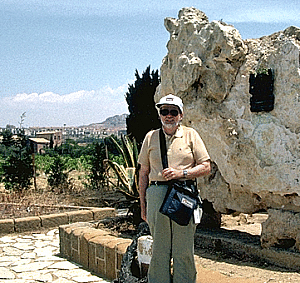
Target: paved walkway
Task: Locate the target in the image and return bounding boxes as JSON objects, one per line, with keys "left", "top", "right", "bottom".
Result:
{"left": 0, "top": 229, "right": 111, "bottom": 283}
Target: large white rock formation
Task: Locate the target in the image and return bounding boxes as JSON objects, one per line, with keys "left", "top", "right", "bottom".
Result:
{"left": 156, "top": 7, "right": 300, "bottom": 248}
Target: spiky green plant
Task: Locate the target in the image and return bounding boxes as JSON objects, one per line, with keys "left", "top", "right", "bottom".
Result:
{"left": 104, "top": 135, "right": 139, "bottom": 200}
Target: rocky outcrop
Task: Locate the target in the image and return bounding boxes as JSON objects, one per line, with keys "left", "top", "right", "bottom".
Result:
{"left": 261, "top": 209, "right": 300, "bottom": 250}
{"left": 156, "top": 7, "right": 300, "bottom": 249}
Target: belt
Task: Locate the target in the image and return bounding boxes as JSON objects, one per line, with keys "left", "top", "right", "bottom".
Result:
{"left": 150, "top": 180, "right": 196, "bottom": 186}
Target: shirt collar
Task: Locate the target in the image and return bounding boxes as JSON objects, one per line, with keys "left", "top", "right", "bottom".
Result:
{"left": 174, "top": 125, "right": 183, "bottom": 138}
{"left": 163, "top": 125, "right": 183, "bottom": 138}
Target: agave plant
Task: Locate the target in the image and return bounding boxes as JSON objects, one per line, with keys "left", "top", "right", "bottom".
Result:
{"left": 104, "top": 135, "right": 139, "bottom": 201}
{"left": 104, "top": 134, "right": 142, "bottom": 225}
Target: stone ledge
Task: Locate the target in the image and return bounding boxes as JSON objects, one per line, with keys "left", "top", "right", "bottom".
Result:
{"left": 194, "top": 227, "right": 300, "bottom": 271}
{"left": 0, "top": 219, "right": 14, "bottom": 234}
{"left": 59, "top": 222, "right": 132, "bottom": 281}
{"left": 59, "top": 223, "right": 300, "bottom": 282}
{"left": 0, "top": 207, "right": 115, "bottom": 235}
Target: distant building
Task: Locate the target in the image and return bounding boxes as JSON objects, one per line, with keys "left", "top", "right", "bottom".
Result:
{"left": 28, "top": 138, "right": 50, "bottom": 154}
{"left": 36, "top": 131, "right": 62, "bottom": 148}
{"left": 1, "top": 113, "right": 127, "bottom": 145}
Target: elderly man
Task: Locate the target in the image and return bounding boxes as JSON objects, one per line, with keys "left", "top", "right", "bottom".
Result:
{"left": 138, "top": 94, "right": 211, "bottom": 283}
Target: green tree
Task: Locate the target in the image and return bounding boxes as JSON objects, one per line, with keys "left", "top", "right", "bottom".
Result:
{"left": 1, "top": 129, "right": 33, "bottom": 191}
{"left": 51, "top": 139, "right": 96, "bottom": 158}
{"left": 86, "top": 142, "right": 106, "bottom": 190}
{"left": 45, "top": 154, "right": 69, "bottom": 191}
{"left": 1, "top": 129, "right": 14, "bottom": 148}
{"left": 125, "top": 65, "right": 161, "bottom": 146}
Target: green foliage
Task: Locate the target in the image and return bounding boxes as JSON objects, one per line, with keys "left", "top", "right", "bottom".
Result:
{"left": 35, "top": 140, "right": 107, "bottom": 192}
{"left": 1, "top": 129, "right": 33, "bottom": 191}
{"left": 104, "top": 135, "right": 139, "bottom": 200}
{"left": 35, "top": 154, "right": 88, "bottom": 173}
{"left": 1, "top": 129, "right": 14, "bottom": 148}
{"left": 85, "top": 142, "right": 107, "bottom": 190}
{"left": 34, "top": 154, "right": 54, "bottom": 172}
{"left": 125, "top": 65, "right": 161, "bottom": 146}
{"left": 105, "top": 134, "right": 142, "bottom": 225}
{"left": 65, "top": 155, "right": 89, "bottom": 171}
{"left": 0, "top": 155, "right": 4, "bottom": 176}
{"left": 256, "top": 67, "right": 269, "bottom": 75}
{"left": 45, "top": 139, "right": 97, "bottom": 158}
{"left": 44, "top": 154, "right": 69, "bottom": 190}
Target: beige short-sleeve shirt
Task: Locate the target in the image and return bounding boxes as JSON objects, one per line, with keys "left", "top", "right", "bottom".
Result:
{"left": 138, "top": 125, "right": 210, "bottom": 182}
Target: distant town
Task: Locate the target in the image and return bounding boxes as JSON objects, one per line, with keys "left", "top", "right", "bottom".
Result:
{"left": 0, "top": 114, "right": 127, "bottom": 153}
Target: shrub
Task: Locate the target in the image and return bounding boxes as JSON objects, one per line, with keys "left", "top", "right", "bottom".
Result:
{"left": 44, "top": 154, "right": 69, "bottom": 191}
{"left": 85, "top": 142, "right": 107, "bottom": 191}
{"left": 1, "top": 129, "right": 33, "bottom": 191}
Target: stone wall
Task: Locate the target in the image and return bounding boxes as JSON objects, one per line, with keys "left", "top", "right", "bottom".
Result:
{"left": 0, "top": 207, "right": 115, "bottom": 235}
{"left": 59, "top": 222, "right": 132, "bottom": 281}
{"left": 156, "top": 7, "right": 300, "bottom": 248}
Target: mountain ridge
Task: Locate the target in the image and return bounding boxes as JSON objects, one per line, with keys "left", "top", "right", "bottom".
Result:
{"left": 83, "top": 113, "right": 127, "bottom": 129}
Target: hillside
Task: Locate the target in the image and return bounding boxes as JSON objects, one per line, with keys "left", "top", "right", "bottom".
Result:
{"left": 87, "top": 114, "right": 127, "bottom": 129}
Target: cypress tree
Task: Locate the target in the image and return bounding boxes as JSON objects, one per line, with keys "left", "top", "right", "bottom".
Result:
{"left": 125, "top": 66, "right": 161, "bottom": 147}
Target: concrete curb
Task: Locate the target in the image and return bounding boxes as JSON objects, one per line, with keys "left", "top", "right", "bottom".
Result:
{"left": 0, "top": 207, "right": 116, "bottom": 235}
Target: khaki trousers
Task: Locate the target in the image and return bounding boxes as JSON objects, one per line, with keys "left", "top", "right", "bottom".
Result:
{"left": 146, "top": 185, "right": 197, "bottom": 283}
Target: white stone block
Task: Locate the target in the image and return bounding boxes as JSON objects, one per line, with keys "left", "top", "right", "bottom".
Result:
{"left": 137, "top": 235, "right": 153, "bottom": 265}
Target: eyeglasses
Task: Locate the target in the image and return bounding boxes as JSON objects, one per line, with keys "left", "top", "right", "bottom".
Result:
{"left": 159, "top": 109, "right": 180, "bottom": 117}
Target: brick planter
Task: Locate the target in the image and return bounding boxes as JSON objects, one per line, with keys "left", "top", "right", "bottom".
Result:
{"left": 59, "top": 222, "right": 132, "bottom": 281}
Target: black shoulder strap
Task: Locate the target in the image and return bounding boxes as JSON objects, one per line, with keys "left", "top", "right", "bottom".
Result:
{"left": 159, "top": 128, "right": 168, "bottom": 169}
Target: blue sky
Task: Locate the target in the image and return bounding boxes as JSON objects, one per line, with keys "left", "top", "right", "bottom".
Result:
{"left": 0, "top": 0, "right": 299, "bottom": 127}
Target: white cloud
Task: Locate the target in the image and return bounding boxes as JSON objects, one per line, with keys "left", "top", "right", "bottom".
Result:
{"left": 6, "top": 84, "right": 128, "bottom": 105}
{"left": 4, "top": 84, "right": 127, "bottom": 105}
{"left": 0, "top": 84, "right": 129, "bottom": 127}
{"left": 11, "top": 90, "right": 93, "bottom": 104}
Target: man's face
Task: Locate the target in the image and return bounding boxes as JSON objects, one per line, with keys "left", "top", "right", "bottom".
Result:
{"left": 159, "top": 105, "right": 183, "bottom": 129}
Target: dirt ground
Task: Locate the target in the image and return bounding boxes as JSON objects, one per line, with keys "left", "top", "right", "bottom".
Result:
{"left": 0, "top": 171, "right": 117, "bottom": 219}
{"left": 195, "top": 213, "right": 300, "bottom": 283}
{"left": 1, "top": 173, "right": 300, "bottom": 282}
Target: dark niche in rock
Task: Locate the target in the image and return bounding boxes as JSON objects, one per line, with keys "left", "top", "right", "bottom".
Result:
{"left": 249, "top": 68, "right": 275, "bottom": 112}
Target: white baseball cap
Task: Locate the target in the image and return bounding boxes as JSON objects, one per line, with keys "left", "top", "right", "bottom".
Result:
{"left": 156, "top": 94, "right": 183, "bottom": 113}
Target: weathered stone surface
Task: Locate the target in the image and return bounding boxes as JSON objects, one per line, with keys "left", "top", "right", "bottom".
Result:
{"left": 0, "top": 228, "right": 110, "bottom": 282}
{"left": 156, "top": 7, "right": 300, "bottom": 248}
{"left": 11, "top": 261, "right": 52, "bottom": 273}
{"left": 0, "top": 267, "right": 15, "bottom": 279}
{"left": 3, "top": 246, "right": 23, "bottom": 256}
{"left": 14, "top": 216, "right": 41, "bottom": 233}
{"left": 40, "top": 213, "right": 69, "bottom": 228}
{"left": 161, "top": 7, "right": 247, "bottom": 102}
{"left": 91, "top": 207, "right": 116, "bottom": 220}
{"left": 67, "top": 210, "right": 93, "bottom": 223}
{"left": 13, "top": 242, "right": 35, "bottom": 251}
{"left": 49, "top": 261, "right": 80, "bottom": 270}
{"left": 261, "top": 209, "right": 300, "bottom": 250}
{"left": 18, "top": 271, "right": 53, "bottom": 281}
{"left": 0, "top": 219, "right": 14, "bottom": 235}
